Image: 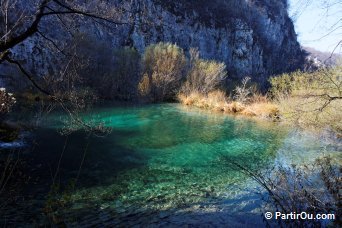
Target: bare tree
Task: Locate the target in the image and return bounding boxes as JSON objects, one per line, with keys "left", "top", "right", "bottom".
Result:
{"left": 234, "top": 76, "right": 252, "bottom": 104}
{"left": 0, "top": 0, "right": 126, "bottom": 95}
{"left": 224, "top": 156, "right": 341, "bottom": 227}
{"left": 291, "top": 0, "right": 342, "bottom": 57}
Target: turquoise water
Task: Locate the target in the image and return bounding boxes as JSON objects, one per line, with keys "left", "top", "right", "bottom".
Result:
{"left": 1, "top": 103, "right": 340, "bottom": 226}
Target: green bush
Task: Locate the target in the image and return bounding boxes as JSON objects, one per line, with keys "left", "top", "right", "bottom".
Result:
{"left": 269, "top": 66, "right": 342, "bottom": 132}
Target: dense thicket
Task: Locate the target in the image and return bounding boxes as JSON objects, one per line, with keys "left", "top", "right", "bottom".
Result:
{"left": 63, "top": 40, "right": 227, "bottom": 102}
{"left": 269, "top": 66, "right": 342, "bottom": 132}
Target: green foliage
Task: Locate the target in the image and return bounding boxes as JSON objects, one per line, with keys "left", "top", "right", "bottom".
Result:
{"left": 269, "top": 72, "right": 294, "bottom": 98}
{"left": 270, "top": 67, "right": 341, "bottom": 99}
{"left": 269, "top": 66, "right": 342, "bottom": 133}
{"left": 142, "top": 42, "right": 187, "bottom": 101}
{"left": 269, "top": 70, "right": 314, "bottom": 98}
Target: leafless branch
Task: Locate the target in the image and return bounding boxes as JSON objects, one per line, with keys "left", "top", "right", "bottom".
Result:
{"left": 37, "top": 30, "right": 67, "bottom": 56}
{"left": 2, "top": 51, "right": 51, "bottom": 95}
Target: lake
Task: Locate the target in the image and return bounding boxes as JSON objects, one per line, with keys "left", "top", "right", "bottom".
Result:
{"left": 1, "top": 103, "right": 340, "bottom": 226}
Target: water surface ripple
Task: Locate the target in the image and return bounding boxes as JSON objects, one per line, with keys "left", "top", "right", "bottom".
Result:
{"left": 1, "top": 104, "right": 340, "bottom": 226}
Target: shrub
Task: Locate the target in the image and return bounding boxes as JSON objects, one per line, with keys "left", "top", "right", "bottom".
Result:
{"left": 177, "top": 91, "right": 202, "bottom": 106}
{"left": 268, "top": 70, "right": 315, "bottom": 99}
{"left": 250, "top": 93, "right": 268, "bottom": 103}
{"left": 74, "top": 33, "right": 141, "bottom": 100}
{"left": 142, "top": 42, "right": 187, "bottom": 101}
{"left": 269, "top": 66, "right": 342, "bottom": 132}
{"left": 226, "top": 155, "right": 341, "bottom": 227}
{"left": 233, "top": 76, "right": 252, "bottom": 104}
{"left": 93, "top": 47, "right": 141, "bottom": 100}
{"left": 72, "top": 32, "right": 113, "bottom": 94}
{"left": 181, "top": 48, "right": 227, "bottom": 95}
{"left": 138, "top": 74, "right": 152, "bottom": 98}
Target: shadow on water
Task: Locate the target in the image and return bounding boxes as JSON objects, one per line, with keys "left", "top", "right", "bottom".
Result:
{"left": 33, "top": 128, "right": 149, "bottom": 183}
{"left": 49, "top": 192, "right": 267, "bottom": 227}
{"left": 2, "top": 103, "right": 335, "bottom": 226}
{"left": 0, "top": 126, "right": 151, "bottom": 225}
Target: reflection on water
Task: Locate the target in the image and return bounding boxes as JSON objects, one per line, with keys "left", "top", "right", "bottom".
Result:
{"left": 0, "top": 104, "right": 339, "bottom": 226}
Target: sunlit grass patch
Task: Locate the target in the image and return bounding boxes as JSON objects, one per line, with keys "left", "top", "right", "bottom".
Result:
{"left": 178, "top": 90, "right": 279, "bottom": 120}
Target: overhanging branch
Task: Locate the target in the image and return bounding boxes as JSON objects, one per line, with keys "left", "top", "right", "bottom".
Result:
{"left": 3, "top": 54, "right": 51, "bottom": 96}
{"left": 0, "top": 0, "right": 49, "bottom": 53}
{"left": 37, "top": 30, "right": 68, "bottom": 56}
{"left": 0, "top": 0, "right": 127, "bottom": 54}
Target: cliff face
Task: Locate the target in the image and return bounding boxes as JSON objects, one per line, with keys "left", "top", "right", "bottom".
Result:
{"left": 2, "top": 0, "right": 304, "bottom": 89}
{"left": 115, "top": 0, "right": 303, "bottom": 87}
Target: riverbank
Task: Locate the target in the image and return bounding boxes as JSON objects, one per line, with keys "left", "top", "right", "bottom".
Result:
{"left": 177, "top": 91, "right": 280, "bottom": 121}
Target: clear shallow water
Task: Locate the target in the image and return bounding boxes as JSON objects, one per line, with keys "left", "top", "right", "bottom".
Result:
{"left": 1, "top": 103, "right": 340, "bottom": 226}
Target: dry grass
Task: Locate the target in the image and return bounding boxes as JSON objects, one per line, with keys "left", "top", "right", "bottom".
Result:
{"left": 242, "top": 102, "right": 279, "bottom": 118}
{"left": 178, "top": 90, "right": 226, "bottom": 110}
{"left": 206, "top": 90, "right": 227, "bottom": 111}
{"left": 178, "top": 90, "right": 279, "bottom": 120}
{"left": 224, "top": 101, "right": 245, "bottom": 113}
{"left": 250, "top": 93, "right": 268, "bottom": 103}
